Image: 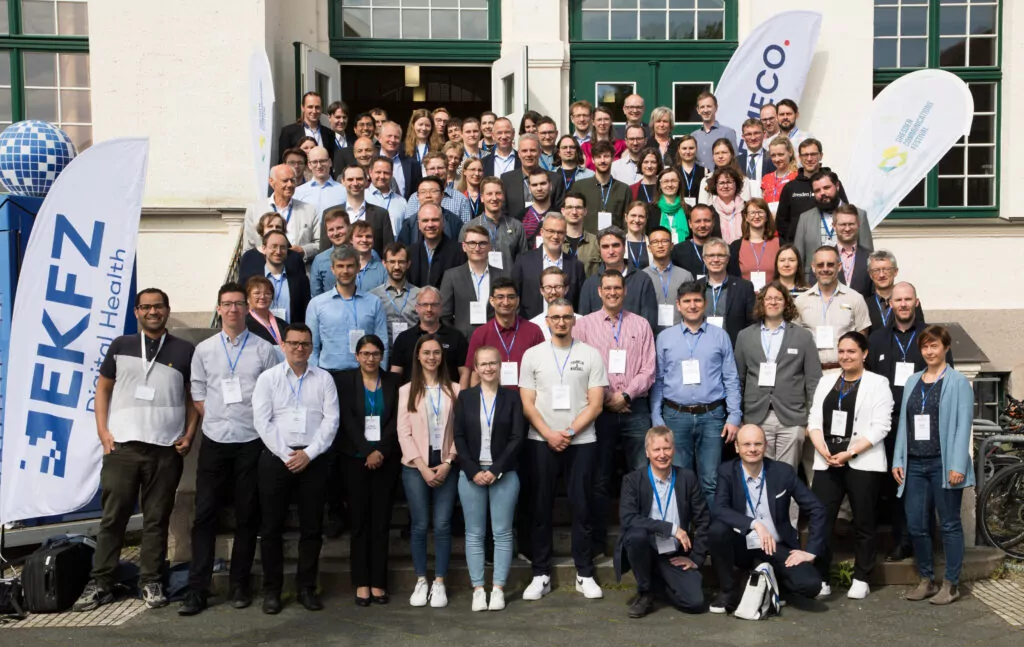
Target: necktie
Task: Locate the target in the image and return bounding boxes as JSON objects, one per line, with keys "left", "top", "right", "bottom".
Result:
{"left": 747, "top": 153, "right": 757, "bottom": 179}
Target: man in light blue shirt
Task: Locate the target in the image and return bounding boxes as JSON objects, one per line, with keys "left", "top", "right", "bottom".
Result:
{"left": 294, "top": 146, "right": 347, "bottom": 218}
{"left": 366, "top": 156, "right": 408, "bottom": 238}
{"left": 651, "top": 280, "right": 741, "bottom": 506}
{"left": 310, "top": 208, "right": 350, "bottom": 298}
{"left": 351, "top": 220, "right": 387, "bottom": 293}
{"left": 404, "top": 153, "right": 473, "bottom": 223}
{"left": 306, "top": 244, "right": 389, "bottom": 371}
{"left": 690, "top": 91, "right": 738, "bottom": 171}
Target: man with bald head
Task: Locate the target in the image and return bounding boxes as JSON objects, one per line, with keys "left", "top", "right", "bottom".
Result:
{"left": 483, "top": 117, "right": 519, "bottom": 177}
{"left": 243, "top": 164, "right": 320, "bottom": 262}
{"left": 295, "top": 146, "right": 346, "bottom": 218}
{"left": 867, "top": 281, "right": 949, "bottom": 562}
{"left": 707, "top": 424, "right": 826, "bottom": 614}
{"left": 614, "top": 94, "right": 649, "bottom": 140}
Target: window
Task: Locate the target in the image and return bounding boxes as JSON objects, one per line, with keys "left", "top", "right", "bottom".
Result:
{"left": 673, "top": 81, "right": 712, "bottom": 130}
{"left": 340, "top": 0, "right": 489, "bottom": 40}
{"left": 580, "top": 0, "right": 726, "bottom": 41}
{"left": 0, "top": 0, "right": 91, "bottom": 151}
{"left": 973, "top": 372, "right": 1007, "bottom": 425}
{"left": 873, "top": 0, "right": 1001, "bottom": 217}
{"left": 595, "top": 82, "right": 635, "bottom": 123}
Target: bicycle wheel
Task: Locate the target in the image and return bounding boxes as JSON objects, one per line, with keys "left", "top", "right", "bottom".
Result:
{"left": 978, "top": 463, "right": 1024, "bottom": 559}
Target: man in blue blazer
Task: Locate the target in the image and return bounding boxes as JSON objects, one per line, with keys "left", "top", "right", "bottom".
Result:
{"left": 708, "top": 424, "right": 826, "bottom": 614}
{"left": 614, "top": 426, "right": 709, "bottom": 619}
{"left": 736, "top": 119, "right": 773, "bottom": 185}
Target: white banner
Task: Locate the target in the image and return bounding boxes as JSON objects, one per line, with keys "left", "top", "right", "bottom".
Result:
{"left": 844, "top": 70, "right": 973, "bottom": 229}
{"left": 0, "top": 138, "right": 149, "bottom": 524}
{"left": 250, "top": 49, "right": 275, "bottom": 201}
{"left": 715, "top": 11, "right": 822, "bottom": 134}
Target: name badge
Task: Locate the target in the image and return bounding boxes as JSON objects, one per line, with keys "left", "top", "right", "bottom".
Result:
{"left": 608, "top": 349, "right": 627, "bottom": 375}
{"left": 598, "top": 211, "right": 613, "bottom": 230}
{"left": 221, "top": 377, "right": 243, "bottom": 405}
{"left": 270, "top": 307, "right": 287, "bottom": 321}
{"left": 281, "top": 407, "right": 308, "bottom": 445}
{"left": 364, "top": 415, "right": 381, "bottom": 442}
{"left": 768, "top": 202, "right": 778, "bottom": 215}
{"left": 658, "top": 304, "right": 675, "bottom": 327}
{"left": 535, "top": 235, "right": 543, "bottom": 249}
{"left": 552, "top": 384, "right": 571, "bottom": 410}
{"left": 815, "top": 325, "right": 835, "bottom": 350}
{"left": 750, "top": 271, "right": 766, "bottom": 292}
{"left": 134, "top": 385, "right": 156, "bottom": 401}
{"left": 684, "top": 197, "right": 697, "bottom": 207}
{"left": 524, "top": 201, "right": 533, "bottom": 210}
{"left": 656, "top": 535, "right": 676, "bottom": 555}
{"left": 470, "top": 300, "right": 488, "bottom": 325}
{"left": 430, "top": 422, "right": 443, "bottom": 450}
{"left": 707, "top": 316, "right": 724, "bottom": 329}
{"left": 488, "top": 251, "right": 504, "bottom": 269}
{"left": 894, "top": 362, "right": 915, "bottom": 387}
{"left": 745, "top": 530, "right": 762, "bottom": 550}
{"left": 500, "top": 361, "right": 518, "bottom": 386}
{"left": 830, "top": 410, "right": 848, "bottom": 437}
{"left": 758, "top": 362, "right": 776, "bottom": 387}
{"left": 682, "top": 359, "right": 701, "bottom": 385}
{"left": 391, "top": 321, "right": 409, "bottom": 342}
{"left": 914, "top": 414, "right": 931, "bottom": 442}
{"left": 696, "top": 274, "right": 706, "bottom": 281}
{"left": 349, "top": 329, "right": 365, "bottom": 354}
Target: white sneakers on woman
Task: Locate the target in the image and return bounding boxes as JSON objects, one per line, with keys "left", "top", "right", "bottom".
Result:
{"left": 847, "top": 579, "right": 870, "bottom": 599}
{"left": 472, "top": 587, "right": 506, "bottom": 611}
{"left": 472, "top": 588, "right": 488, "bottom": 611}
{"left": 429, "top": 581, "right": 448, "bottom": 608}
{"left": 409, "top": 579, "right": 448, "bottom": 607}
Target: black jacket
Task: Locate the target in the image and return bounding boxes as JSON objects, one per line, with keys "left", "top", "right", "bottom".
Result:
{"left": 775, "top": 166, "right": 849, "bottom": 242}
{"left": 614, "top": 466, "right": 710, "bottom": 581}
{"left": 279, "top": 122, "right": 337, "bottom": 163}
{"left": 238, "top": 251, "right": 311, "bottom": 324}
{"left": 511, "top": 248, "right": 586, "bottom": 320}
{"left": 453, "top": 386, "right": 525, "bottom": 478}
{"left": 700, "top": 275, "right": 756, "bottom": 346}
{"left": 866, "top": 320, "right": 952, "bottom": 427}
{"left": 671, "top": 239, "right": 707, "bottom": 279}
{"left": 407, "top": 234, "right": 467, "bottom": 288}
{"left": 334, "top": 369, "right": 401, "bottom": 460}
{"left": 245, "top": 312, "right": 287, "bottom": 346}
{"left": 577, "top": 264, "right": 659, "bottom": 333}
{"left": 318, "top": 202, "right": 394, "bottom": 256}
{"left": 499, "top": 168, "right": 565, "bottom": 220}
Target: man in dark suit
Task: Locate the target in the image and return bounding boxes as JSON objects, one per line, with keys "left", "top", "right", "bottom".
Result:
{"left": 320, "top": 165, "right": 394, "bottom": 257}
{"left": 440, "top": 225, "right": 509, "bottom": 339}
{"left": 791, "top": 174, "right": 870, "bottom": 272}
{"left": 499, "top": 134, "right": 564, "bottom": 219}
{"left": 577, "top": 227, "right": 658, "bottom": 332}
{"left": 326, "top": 100, "right": 354, "bottom": 157}
{"left": 669, "top": 205, "right": 716, "bottom": 279}
{"left": 397, "top": 176, "right": 465, "bottom": 245}
{"left": 407, "top": 204, "right": 467, "bottom": 288}
{"left": 700, "top": 238, "right": 756, "bottom": 347}
{"left": 482, "top": 117, "right": 519, "bottom": 177}
{"left": 708, "top": 424, "right": 826, "bottom": 614}
{"left": 831, "top": 206, "right": 874, "bottom": 297}
{"left": 512, "top": 213, "right": 585, "bottom": 319}
{"left": 377, "top": 121, "right": 421, "bottom": 200}
{"left": 736, "top": 118, "right": 773, "bottom": 187}
{"left": 865, "top": 250, "right": 924, "bottom": 333}
{"left": 278, "top": 91, "right": 336, "bottom": 163}
{"left": 239, "top": 230, "right": 310, "bottom": 324}
{"left": 615, "top": 426, "right": 709, "bottom": 618}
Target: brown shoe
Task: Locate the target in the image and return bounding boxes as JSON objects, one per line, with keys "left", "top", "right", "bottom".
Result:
{"left": 929, "top": 581, "right": 960, "bottom": 605}
{"left": 905, "top": 578, "right": 938, "bottom": 601}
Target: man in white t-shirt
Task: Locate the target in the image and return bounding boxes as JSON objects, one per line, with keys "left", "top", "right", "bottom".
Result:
{"left": 519, "top": 299, "right": 608, "bottom": 603}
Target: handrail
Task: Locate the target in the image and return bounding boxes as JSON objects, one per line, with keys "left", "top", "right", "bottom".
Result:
{"left": 209, "top": 223, "right": 245, "bottom": 329}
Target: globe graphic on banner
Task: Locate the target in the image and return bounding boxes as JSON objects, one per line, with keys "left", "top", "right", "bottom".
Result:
{"left": 0, "top": 120, "right": 78, "bottom": 198}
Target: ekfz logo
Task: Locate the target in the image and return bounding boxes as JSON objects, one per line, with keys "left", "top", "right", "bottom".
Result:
{"left": 745, "top": 40, "right": 792, "bottom": 120}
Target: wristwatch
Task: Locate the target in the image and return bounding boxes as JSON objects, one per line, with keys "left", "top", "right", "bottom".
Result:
{"left": 849, "top": 449, "right": 859, "bottom": 459}
{"left": 566, "top": 427, "right": 576, "bottom": 437}
{"left": 444, "top": 457, "right": 454, "bottom": 466}
{"left": 621, "top": 392, "right": 632, "bottom": 406}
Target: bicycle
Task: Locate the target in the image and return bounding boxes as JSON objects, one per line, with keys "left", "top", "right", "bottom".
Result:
{"left": 976, "top": 396, "right": 1024, "bottom": 558}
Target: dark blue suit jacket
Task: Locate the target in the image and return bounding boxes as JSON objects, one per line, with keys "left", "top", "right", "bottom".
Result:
{"left": 712, "top": 458, "right": 827, "bottom": 558}
{"left": 398, "top": 153, "right": 424, "bottom": 200}
{"left": 453, "top": 386, "right": 525, "bottom": 478}
{"left": 483, "top": 152, "right": 521, "bottom": 177}
{"left": 736, "top": 148, "right": 773, "bottom": 183}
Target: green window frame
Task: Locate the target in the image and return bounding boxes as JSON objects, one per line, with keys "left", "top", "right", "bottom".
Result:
{"left": 0, "top": 0, "right": 90, "bottom": 150}
{"left": 873, "top": 0, "right": 1001, "bottom": 220}
{"left": 329, "top": 0, "right": 502, "bottom": 63}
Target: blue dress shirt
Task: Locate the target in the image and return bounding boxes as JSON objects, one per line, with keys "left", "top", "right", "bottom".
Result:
{"left": 266, "top": 265, "right": 291, "bottom": 322}
{"left": 294, "top": 178, "right": 347, "bottom": 218}
{"left": 310, "top": 248, "right": 336, "bottom": 298}
{"left": 404, "top": 186, "right": 473, "bottom": 223}
{"left": 356, "top": 250, "right": 388, "bottom": 293}
{"left": 366, "top": 187, "right": 409, "bottom": 239}
{"left": 651, "top": 321, "right": 742, "bottom": 427}
{"left": 306, "top": 289, "right": 389, "bottom": 370}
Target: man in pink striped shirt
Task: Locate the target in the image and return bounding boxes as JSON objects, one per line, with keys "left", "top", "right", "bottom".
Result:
{"left": 573, "top": 270, "right": 656, "bottom": 557}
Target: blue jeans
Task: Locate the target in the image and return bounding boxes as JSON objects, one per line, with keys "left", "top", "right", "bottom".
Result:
{"left": 608, "top": 397, "right": 654, "bottom": 473}
{"left": 458, "top": 470, "right": 520, "bottom": 587}
{"left": 593, "top": 398, "right": 652, "bottom": 551}
{"left": 904, "top": 455, "right": 965, "bottom": 584}
{"left": 402, "top": 465, "right": 459, "bottom": 578}
{"left": 662, "top": 404, "right": 726, "bottom": 509}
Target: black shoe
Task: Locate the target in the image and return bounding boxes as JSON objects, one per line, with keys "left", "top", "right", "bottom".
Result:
{"left": 886, "top": 544, "right": 913, "bottom": 562}
{"left": 298, "top": 587, "right": 324, "bottom": 611}
{"left": 178, "top": 590, "right": 208, "bottom": 616}
{"left": 323, "top": 512, "right": 344, "bottom": 539}
{"left": 262, "top": 591, "right": 282, "bottom": 615}
{"left": 371, "top": 593, "right": 389, "bottom": 605}
{"left": 355, "top": 595, "right": 372, "bottom": 607}
{"left": 231, "top": 586, "right": 252, "bottom": 609}
{"left": 709, "top": 592, "right": 736, "bottom": 614}
{"left": 628, "top": 592, "right": 654, "bottom": 618}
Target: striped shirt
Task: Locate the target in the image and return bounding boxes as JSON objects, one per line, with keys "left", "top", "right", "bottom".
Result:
{"left": 572, "top": 309, "right": 656, "bottom": 401}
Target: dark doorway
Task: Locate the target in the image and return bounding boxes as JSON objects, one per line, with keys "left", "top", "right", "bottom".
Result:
{"left": 341, "top": 65, "right": 492, "bottom": 135}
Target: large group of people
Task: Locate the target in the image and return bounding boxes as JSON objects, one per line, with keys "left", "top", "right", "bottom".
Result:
{"left": 73, "top": 89, "right": 976, "bottom": 623}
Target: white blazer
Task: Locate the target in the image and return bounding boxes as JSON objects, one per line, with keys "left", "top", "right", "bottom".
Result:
{"left": 807, "top": 370, "right": 893, "bottom": 473}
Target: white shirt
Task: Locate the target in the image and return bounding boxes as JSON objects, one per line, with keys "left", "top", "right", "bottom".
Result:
{"left": 611, "top": 156, "right": 642, "bottom": 185}
{"left": 252, "top": 362, "right": 340, "bottom": 463}
{"left": 493, "top": 151, "right": 516, "bottom": 175}
{"left": 346, "top": 198, "right": 367, "bottom": 223}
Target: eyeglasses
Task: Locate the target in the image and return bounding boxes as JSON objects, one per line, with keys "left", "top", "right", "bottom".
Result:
{"left": 540, "top": 284, "right": 566, "bottom": 293}
{"left": 283, "top": 341, "right": 312, "bottom": 349}
{"left": 463, "top": 240, "right": 490, "bottom": 249}
{"left": 477, "top": 360, "right": 500, "bottom": 369}
{"left": 745, "top": 210, "right": 767, "bottom": 217}
{"left": 649, "top": 238, "right": 672, "bottom": 246}
{"left": 869, "top": 267, "right": 895, "bottom": 275}
{"left": 762, "top": 297, "right": 785, "bottom": 304}
{"left": 357, "top": 350, "right": 382, "bottom": 359}
{"left": 136, "top": 303, "right": 167, "bottom": 313}
{"left": 417, "top": 301, "right": 441, "bottom": 309}
{"left": 546, "top": 315, "right": 575, "bottom": 323}
{"left": 541, "top": 228, "right": 566, "bottom": 236}
{"left": 705, "top": 253, "right": 729, "bottom": 260}
{"left": 800, "top": 151, "right": 821, "bottom": 159}
{"left": 219, "top": 301, "right": 246, "bottom": 309}
{"left": 716, "top": 181, "right": 735, "bottom": 187}
{"left": 265, "top": 244, "right": 289, "bottom": 252}
{"left": 308, "top": 159, "right": 330, "bottom": 166}
{"left": 624, "top": 104, "right": 644, "bottom": 110}
{"left": 492, "top": 294, "right": 519, "bottom": 302}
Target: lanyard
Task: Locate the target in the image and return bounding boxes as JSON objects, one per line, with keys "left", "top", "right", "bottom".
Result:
{"left": 627, "top": 240, "right": 646, "bottom": 268}
{"left": 140, "top": 333, "right": 167, "bottom": 383}
{"left": 561, "top": 168, "right": 576, "bottom": 191}
{"left": 220, "top": 331, "right": 250, "bottom": 375}
{"left": 249, "top": 309, "right": 279, "bottom": 342}
{"left": 551, "top": 340, "right": 575, "bottom": 383}
{"left": 682, "top": 327, "right": 703, "bottom": 359}
{"left": 919, "top": 366, "right": 948, "bottom": 414}
{"left": 749, "top": 240, "right": 767, "bottom": 270}
{"left": 387, "top": 286, "right": 411, "bottom": 315}
{"left": 820, "top": 212, "right": 835, "bottom": 240}
{"left": 837, "top": 374, "right": 860, "bottom": 411}
{"left": 285, "top": 368, "right": 306, "bottom": 405}
{"left": 424, "top": 241, "right": 435, "bottom": 271}
{"left": 820, "top": 289, "right": 838, "bottom": 321}
{"left": 599, "top": 181, "right": 611, "bottom": 208}
{"left": 356, "top": 262, "right": 373, "bottom": 291}
{"left": 469, "top": 192, "right": 481, "bottom": 216}
{"left": 268, "top": 272, "right": 286, "bottom": 309}
{"left": 875, "top": 295, "right": 891, "bottom": 327}
{"left": 655, "top": 264, "right": 673, "bottom": 300}
{"left": 894, "top": 330, "right": 917, "bottom": 362}
{"left": 681, "top": 166, "right": 696, "bottom": 194}
{"left": 641, "top": 183, "right": 653, "bottom": 204}
{"left": 611, "top": 311, "right": 624, "bottom": 347}
{"left": 692, "top": 241, "right": 706, "bottom": 275}
{"left": 760, "top": 325, "right": 781, "bottom": 361}
{"left": 648, "top": 466, "right": 676, "bottom": 521}
{"left": 415, "top": 144, "right": 425, "bottom": 163}
{"left": 709, "top": 284, "right": 724, "bottom": 316}
{"left": 471, "top": 267, "right": 488, "bottom": 300}
{"left": 364, "top": 373, "right": 382, "bottom": 416}
{"left": 304, "top": 124, "right": 322, "bottom": 145}
{"left": 741, "top": 468, "right": 766, "bottom": 518}
{"left": 271, "top": 201, "right": 293, "bottom": 224}
{"left": 496, "top": 153, "right": 515, "bottom": 175}
{"left": 494, "top": 319, "right": 519, "bottom": 361}
{"left": 481, "top": 390, "right": 497, "bottom": 432}
{"left": 427, "top": 385, "right": 442, "bottom": 424}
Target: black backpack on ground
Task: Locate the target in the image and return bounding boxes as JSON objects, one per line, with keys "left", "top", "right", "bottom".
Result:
{"left": 21, "top": 535, "right": 95, "bottom": 613}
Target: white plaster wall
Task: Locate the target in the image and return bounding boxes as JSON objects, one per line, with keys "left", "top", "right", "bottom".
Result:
{"left": 998, "top": 0, "right": 1021, "bottom": 218}
{"left": 501, "top": 0, "right": 570, "bottom": 132}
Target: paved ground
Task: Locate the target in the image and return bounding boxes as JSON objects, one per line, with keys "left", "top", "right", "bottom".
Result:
{"left": 6, "top": 583, "right": 1022, "bottom": 647}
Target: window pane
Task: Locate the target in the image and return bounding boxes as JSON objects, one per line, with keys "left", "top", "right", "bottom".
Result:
{"left": 899, "top": 178, "right": 926, "bottom": 207}
{"left": 611, "top": 0, "right": 636, "bottom": 7}
{"left": 460, "top": 11, "right": 488, "bottom": 40}
{"left": 596, "top": 83, "right": 635, "bottom": 122}
{"left": 61, "top": 124, "right": 91, "bottom": 151}
{"left": 22, "top": 0, "right": 56, "bottom": 35}
{"left": 669, "top": 0, "right": 695, "bottom": 7}
{"left": 369, "top": 9, "right": 398, "bottom": 38}
{"left": 901, "top": 6, "right": 928, "bottom": 36}
{"left": 938, "top": 147, "right": 964, "bottom": 175}
{"left": 25, "top": 88, "right": 58, "bottom": 121}
{"left": 639, "top": 11, "right": 666, "bottom": 39}
{"left": 674, "top": 82, "right": 712, "bottom": 124}
{"left": 874, "top": 39, "right": 898, "bottom": 68}
{"left": 432, "top": 9, "right": 458, "bottom": 39}
{"left": 0, "top": 1, "right": 8, "bottom": 35}
{"left": 343, "top": 8, "right": 370, "bottom": 37}
{"left": 969, "top": 37, "right": 995, "bottom": 66}
{"left": 970, "top": 82, "right": 995, "bottom": 112}
{"left": 698, "top": 0, "right": 723, "bottom": 7}
{"left": 937, "top": 177, "right": 963, "bottom": 206}
{"left": 966, "top": 177, "right": 994, "bottom": 206}
{"left": 970, "top": 3, "right": 996, "bottom": 35}
{"left": 583, "top": 0, "right": 609, "bottom": 7}
{"left": 433, "top": 0, "right": 457, "bottom": 7}
{"left": 611, "top": 11, "right": 637, "bottom": 39}
{"left": 939, "top": 4, "right": 967, "bottom": 35}
{"left": 582, "top": 13, "right": 608, "bottom": 39}
{"left": 0, "top": 50, "right": 10, "bottom": 86}
{"left": 59, "top": 53, "right": 89, "bottom": 88}
{"left": 900, "top": 38, "right": 928, "bottom": 68}
{"left": 639, "top": 0, "right": 665, "bottom": 7}
{"left": 874, "top": 7, "right": 897, "bottom": 37}
{"left": 967, "top": 145, "right": 994, "bottom": 176}
{"left": 24, "top": 52, "right": 57, "bottom": 87}
{"left": 668, "top": 11, "right": 695, "bottom": 39}
{"left": 971, "top": 114, "right": 994, "bottom": 143}
{"left": 402, "top": 9, "right": 429, "bottom": 38}
{"left": 57, "top": 1, "right": 89, "bottom": 36}
{"left": 939, "top": 37, "right": 966, "bottom": 67}
{"left": 696, "top": 11, "right": 723, "bottom": 39}
{"left": 60, "top": 88, "right": 90, "bottom": 122}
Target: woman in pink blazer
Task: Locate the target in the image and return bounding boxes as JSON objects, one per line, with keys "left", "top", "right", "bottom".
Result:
{"left": 398, "top": 334, "right": 460, "bottom": 609}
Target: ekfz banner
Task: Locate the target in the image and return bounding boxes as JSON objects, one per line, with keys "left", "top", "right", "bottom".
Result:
{"left": 250, "top": 49, "right": 275, "bottom": 201}
{"left": 844, "top": 69, "right": 974, "bottom": 229}
{"left": 0, "top": 138, "right": 149, "bottom": 524}
{"left": 715, "top": 10, "right": 822, "bottom": 135}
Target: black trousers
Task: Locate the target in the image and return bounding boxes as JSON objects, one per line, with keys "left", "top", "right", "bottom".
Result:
{"left": 621, "top": 526, "right": 704, "bottom": 612}
{"left": 188, "top": 436, "right": 263, "bottom": 592}
{"left": 708, "top": 520, "right": 821, "bottom": 599}
{"left": 342, "top": 454, "right": 400, "bottom": 589}
{"left": 811, "top": 465, "right": 882, "bottom": 582}
{"left": 591, "top": 410, "right": 619, "bottom": 554}
{"left": 259, "top": 449, "right": 330, "bottom": 592}
{"left": 92, "top": 442, "right": 183, "bottom": 588}
{"left": 882, "top": 426, "right": 910, "bottom": 549}
{"left": 514, "top": 438, "right": 534, "bottom": 560}
{"left": 531, "top": 440, "right": 595, "bottom": 577}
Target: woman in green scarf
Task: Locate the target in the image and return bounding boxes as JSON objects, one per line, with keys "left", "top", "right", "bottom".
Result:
{"left": 656, "top": 167, "right": 691, "bottom": 244}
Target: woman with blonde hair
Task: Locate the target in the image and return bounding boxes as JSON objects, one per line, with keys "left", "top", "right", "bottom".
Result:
{"left": 457, "top": 156, "right": 485, "bottom": 218}
{"left": 761, "top": 136, "right": 799, "bottom": 206}
{"left": 405, "top": 108, "right": 434, "bottom": 163}
{"left": 644, "top": 106, "right": 679, "bottom": 166}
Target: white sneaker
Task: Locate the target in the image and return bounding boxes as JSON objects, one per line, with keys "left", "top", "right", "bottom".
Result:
{"left": 472, "top": 588, "right": 488, "bottom": 612}
{"left": 429, "top": 581, "right": 448, "bottom": 608}
{"left": 410, "top": 579, "right": 429, "bottom": 607}
{"left": 847, "top": 579, "right": 870, "bottom": 600}
{"left": 522, "top": 575, "right": 551, "bottom": 601}
{"left": 816, "top": 582, "right": 832, "bottom": 599}
{"left": 576, "top": 575, "right": 603, "bottom": 599}
{"left": 488, "top": 588, "right": 506, "bottom": 611}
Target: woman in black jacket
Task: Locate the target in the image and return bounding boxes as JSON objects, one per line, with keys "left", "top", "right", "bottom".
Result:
{"left": 334, "top": 334, "right": 401, "bottom": 606}
{"left": 453, "top": 345, "right": 525, "bottom": 612}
